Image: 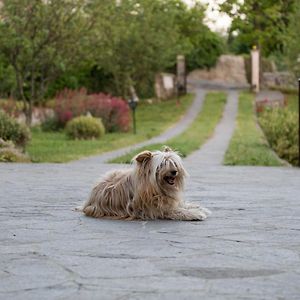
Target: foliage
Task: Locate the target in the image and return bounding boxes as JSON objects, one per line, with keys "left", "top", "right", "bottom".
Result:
{"left": 284, "top": 1, "right": 300, "bottom": 77}
{"left": 41, "top": 116, "right": 61, "bottom": 132}
{"left": 0, "top": 110, "right": 31, "bottom": 147}
{"left": 169, "top": 1, "right": 224, "bottom": 71}
{"left": 89, "top": 0, "right": 181, "bottom": 98}
{"left": 111, "top": 92, "right": 227, "bottom": 163}
{"left": 0, "top": 98, "right": 24, "bottom": 117}
{"left": 0, "top": 0, "right": 93, "bottom": 124}
{"left": 220, "top": 0, "right": 295, "bottom": 56}
{"left": 0, "top": 56, "right": 16, "bottom": 98}
{"left": 224, "top": 93, "right": 282, "bottom": 166}
{"left": 0, "top": 139, "right": 30, "bottom": 162}
{"left": 27, "top": 94, "right": 193, "bottom": 162}
{"left": 0, "top": 0, "right": 224, "bottom": 106}
{"left": 259, "top": 108, "right": 298, "bottom": 166}
{"left": 65, "top": 116, "right": 105, "bottom": 140}
{"left": 54, "top": 88, "right": 130, "bottom": 132}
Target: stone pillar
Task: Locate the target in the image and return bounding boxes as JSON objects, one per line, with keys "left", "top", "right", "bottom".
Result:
{"left": 176, "top": 55, "right": 186, "bottom": 95}
{"left": 251, "top": 47, "right": 260, "bottom": 93}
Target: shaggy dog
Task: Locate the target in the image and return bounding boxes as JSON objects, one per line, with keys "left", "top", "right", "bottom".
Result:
{"left": 79, "top": 147, "right": 210, "bottom": 221}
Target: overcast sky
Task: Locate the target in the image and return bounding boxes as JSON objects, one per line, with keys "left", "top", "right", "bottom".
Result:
{"left": 183, "top": 0, "right": 231, "bottom": 34}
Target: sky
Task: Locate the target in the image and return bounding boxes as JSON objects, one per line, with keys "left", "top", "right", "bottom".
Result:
{"left": 183, "top": 0, "right": 232, "bottom": 34}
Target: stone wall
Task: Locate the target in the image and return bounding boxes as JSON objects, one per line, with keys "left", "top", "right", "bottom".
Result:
{"left": 187, "top": 55, "right": 248, "bottom": 85}
{"left": 154, "top": 73, "right": 176, "bottom": 100}
{"left": 262, "top": 71, "right": 297, "bottom": 89}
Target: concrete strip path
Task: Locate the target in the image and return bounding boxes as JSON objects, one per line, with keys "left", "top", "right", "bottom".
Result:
{"left": 185, "top": 90, "right": 238, "bottom": 166}
{"left": 73, "top": 89, "right": 206, "bottom": 164}
{"left": 1, "top": 162, "right": 300, "bottom": 300}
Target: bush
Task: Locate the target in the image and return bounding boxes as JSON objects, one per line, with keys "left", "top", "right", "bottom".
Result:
{"left": 65, "top": 115, "right": 105, "bottom": 140}
{"left": 0, "top": 98, "right": 24, "bottom": 118}
{"left": 86, "top": 93, "right": 130, "bottom": 132}
{"left": 0, "top": 139, "right": 30, "bottom": 162}
{"left": 41, "top": 116, "right": 61, "bottom": 132}
{"left": 54, "top": 88, "right": 130, "bottom": 132}
{"left": 259, "top": 108, "right": 298, "bottom": 166}
{"left": 0, "top": 110, "right": 31, "bottom": 147}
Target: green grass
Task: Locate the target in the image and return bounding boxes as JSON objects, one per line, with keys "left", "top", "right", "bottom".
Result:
{"left": 110, "top": 91, "right": 227, "bottom": 163}
{"left": 224, "top": 92, "right": 282, "bottom": 166}
{"left": 27, "top": 94, "right": 193, "bottom": 162}
{"left": 286, "top": 94, "right": 299, "bottom": 113}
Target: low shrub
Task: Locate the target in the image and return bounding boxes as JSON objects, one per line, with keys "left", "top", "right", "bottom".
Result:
{"left": 0, "top": 110, "right": 31, "bottom": 148}
{"left": 0, "top": 98, "right": 24, "bottom": 118}
{"left": 259, "top": 108, "right": 298, "bottom": 166}
{"left": 41, "top": 116, "right": 61, "bottom": 132}
{"left": 65, "top": 115, "right": 105, "bottom": 140}
{"left": 0, "top": 139, "right": 30, "bottom": 162}
{"left": 54, "top": 88, "right": 130, "bottom": 132}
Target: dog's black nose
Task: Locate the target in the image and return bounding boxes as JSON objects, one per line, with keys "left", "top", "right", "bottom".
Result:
{"left": 171, "top": 170, "right": 178, "bottom": 176}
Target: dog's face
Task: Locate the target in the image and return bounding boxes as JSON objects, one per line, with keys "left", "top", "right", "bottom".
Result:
{"left": 134, "top": 146, "right": 187, "bottom": 194}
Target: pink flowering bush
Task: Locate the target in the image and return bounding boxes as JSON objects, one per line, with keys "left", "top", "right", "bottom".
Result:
{"left": 86, "top": 93, "right": 130, "bottom": 132}
{"left": 53, "top": 88, "right": 130, "bottom": 132}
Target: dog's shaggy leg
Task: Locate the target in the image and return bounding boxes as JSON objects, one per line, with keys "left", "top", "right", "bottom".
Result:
{"left": 166, "top": 207, "right": 209, "bottom": 221}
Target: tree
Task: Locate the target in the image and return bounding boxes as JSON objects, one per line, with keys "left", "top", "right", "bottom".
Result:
{"left": 0, "top": 0, "right": 93, "bottom": 124}
{"left": 173, "top": 1, "right": 224, "bottom": 70}
{"left": 88, "top": 0, "right": 181, "bottom": 98}
{"left": 284, "top": 1, "right": 300, "bottom": 77}
{"left": 220, "top": 0, "right": 295, "bottom": 56}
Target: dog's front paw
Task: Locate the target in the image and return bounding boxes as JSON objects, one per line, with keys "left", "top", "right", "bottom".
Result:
{"left": 167, "top": 207, "right": 210, "bottom": 221}
{"left": 187, "top": 208, "right": 209, "bottom": 221}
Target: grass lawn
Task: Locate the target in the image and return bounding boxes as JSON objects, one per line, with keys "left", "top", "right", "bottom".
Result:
{"left": 286, "top": 93, "right": 299, "bottom": 112}
{"left": 224, "top": 92, "right": 282, "bottom": 166}
{"left": 27, "top": 94, "right": 193, "bottom": 162}
{"left": 110, "top": 91, "right": 227, "bottom": 163}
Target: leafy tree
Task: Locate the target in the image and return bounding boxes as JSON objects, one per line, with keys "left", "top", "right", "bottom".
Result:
{"left": 0, "top": 0, "right": 93, "bottom": 124}
{"left": 89, "top": 0, "right": 181, "bottom": 98}
{"left": 284, "top": 1, "right": 300, "bottom": 77}
{"left": 168, "top": 1, "right": 224, "bottom": 71}
{"left": 221, "top": 0, "right": 295, "bottom": 56}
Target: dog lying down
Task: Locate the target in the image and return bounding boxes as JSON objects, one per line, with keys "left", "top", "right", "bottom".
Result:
{"left": 77, "top": 146, "right": 210, "bottom": 221}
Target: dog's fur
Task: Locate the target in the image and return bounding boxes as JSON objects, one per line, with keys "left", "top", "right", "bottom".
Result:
{"left": 79, "top": 147, "right": 210, "bottom": 221}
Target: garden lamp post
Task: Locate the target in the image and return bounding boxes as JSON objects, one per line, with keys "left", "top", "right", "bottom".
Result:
{"left": 128, "top": 97, "right": 138, "bottom": 134}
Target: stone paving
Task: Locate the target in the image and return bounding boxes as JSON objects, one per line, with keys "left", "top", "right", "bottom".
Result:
{"left": 1, "top": 88, "right": 300, "bottom": 300}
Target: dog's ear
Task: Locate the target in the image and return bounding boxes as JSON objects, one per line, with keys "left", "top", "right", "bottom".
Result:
{"left": 163, "top": 146, "right": 173, "bottom": 152}
{"left": 135, "top": 150, "right": 152, "bottom": 163}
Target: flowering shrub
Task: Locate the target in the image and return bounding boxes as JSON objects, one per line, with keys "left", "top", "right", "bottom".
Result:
{"left": 86, "top": 93, "right": 130, "bottom": 132}
{"left": 54, "top": 88, "right": 130, "bottom": 132}
{"left": 54, "top": 88, "right": 87, "bottom": 127}
{"left": 259, "top": 108, "right": 298, "bottom": 166}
